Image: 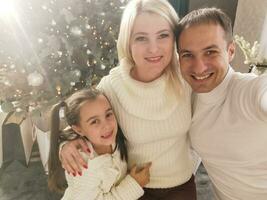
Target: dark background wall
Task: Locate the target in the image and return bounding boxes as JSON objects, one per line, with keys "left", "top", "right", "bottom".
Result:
{"left": 188, "top": 0, "right": 238, "bottom": 28}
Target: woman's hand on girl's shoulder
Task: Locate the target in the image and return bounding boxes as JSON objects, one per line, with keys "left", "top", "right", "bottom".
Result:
{"left": 60, "top": 138, "right": 92, "bottom": 176}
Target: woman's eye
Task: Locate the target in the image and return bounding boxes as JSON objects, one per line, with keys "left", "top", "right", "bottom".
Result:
{"left": 135, "top": 36, "right": 147, "bottom": 42}
{"left": 158, "top": 33, "right": 169, "bottom": 39}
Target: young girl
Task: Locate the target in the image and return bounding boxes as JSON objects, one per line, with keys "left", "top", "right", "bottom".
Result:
{"left": 48, "top": 88, "right": 151, "bottom": 199}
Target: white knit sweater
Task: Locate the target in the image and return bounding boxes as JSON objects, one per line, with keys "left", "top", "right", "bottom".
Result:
{"left": 98, "top": 59, "right": 193, "bottom": 188}
{"left": 190, "top": 67, "right": 267, "bottom": 200}
{"left": 62, "top": 144, "right": 144, "bottom": 200}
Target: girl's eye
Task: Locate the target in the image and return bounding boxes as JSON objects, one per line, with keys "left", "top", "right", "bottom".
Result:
{"left": 106, "top": 112, "right": 114, "bottom": 118}
{"left": 90, "top": 119, "right": 98, "bottom": 125}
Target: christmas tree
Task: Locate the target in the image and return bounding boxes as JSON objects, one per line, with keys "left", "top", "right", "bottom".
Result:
{"left": 0, "top": 0, "right": 127, "bottom": 117}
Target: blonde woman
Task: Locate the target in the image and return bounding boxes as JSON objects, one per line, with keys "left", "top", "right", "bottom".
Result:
{"left": 59, "top": 0, "right": 196, "bottom": 199}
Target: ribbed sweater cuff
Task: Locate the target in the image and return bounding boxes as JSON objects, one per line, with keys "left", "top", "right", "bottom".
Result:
{"left": 117, "top": 175, "right": 144, "bottom": 199}
{"left": 260, "top": 90, "right": 267, "bottom": 119}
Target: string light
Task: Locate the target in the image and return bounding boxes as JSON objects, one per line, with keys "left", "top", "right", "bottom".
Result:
{"left": 56, "top": 86, "right": 61, "bottom": 95}
{"left": 0, "top": 0, "right": 124, "bottom": 114}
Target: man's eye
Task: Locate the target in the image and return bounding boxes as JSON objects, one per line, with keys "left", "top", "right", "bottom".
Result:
{"left": 206, "top": 50, "right": 217, "bottom": 56}
{"left": 181, "top": 53, "right": 193, "bottom": 58}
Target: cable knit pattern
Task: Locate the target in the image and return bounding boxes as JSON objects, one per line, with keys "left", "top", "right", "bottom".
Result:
{"left": 62, "top": 144, "right": 144, "bottom": 200}
{"left": 98, "top": 59, "right": 193, "bottom": 188}
{"left": 107, "top": 59, "right": 178, "bottom": 120}
{"left": 190, "top": 67, "right": 267, "bottom": 200}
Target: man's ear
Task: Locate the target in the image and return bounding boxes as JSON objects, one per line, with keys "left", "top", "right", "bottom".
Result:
{"left": 228, "top": 41, "right": 235, "bottom": 62}
{"left": 71, "top": 125, "right": 83, "bottom": 136}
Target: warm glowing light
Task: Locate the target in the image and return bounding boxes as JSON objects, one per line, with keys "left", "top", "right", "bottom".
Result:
{"left": 0, "top": 0, "right": 15, "bottom": 17}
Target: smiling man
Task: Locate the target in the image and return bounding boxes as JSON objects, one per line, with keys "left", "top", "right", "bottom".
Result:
{"left": 177, "top": 8, "right": 267, "bottom": 200}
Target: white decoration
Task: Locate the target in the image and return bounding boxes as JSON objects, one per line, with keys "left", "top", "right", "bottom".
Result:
{"left": 57, "top": 51, "right": 62, "bottom": 57}
{"left": 101, "top": 64, "right": 106, "bottom": 70}
{"left": 85, "top": 24, "right": 91, "bottom": 29}
{"left": 16, "top": 108, "right": 23, "bottom": 112}
{"left": 70, "top": 81, "right": 75, "bottom": 86}
{"left": 35, "top": 127, "right": 50, "bottom": 172}
{"left": 4, "top": 81, "right": 11, "bottom": 86}
{"left": 74, "top": 69, "right": 81, "bottom": 77}
{"left": 70, "top": 26, "right": 83, "bottom": 36}
{"left": 86, "top": 49, "right": 92, "bottom": 55}
{"left": 51, "top": 19, "right": 56, "bottom": 26}
{"left": 27, "top": 71, "right": 44, "bottom": 87}
{"left": 41, "top": 5, "right": 47, "bottom": 10}
{"left": 59, "top": 107, "right": 65, "bottom": 119}
{"left": 38, "top": 38, "right": 43, "bottom": 43}
{"left": 20, "top": 115, "right": 36, "bottom": 166}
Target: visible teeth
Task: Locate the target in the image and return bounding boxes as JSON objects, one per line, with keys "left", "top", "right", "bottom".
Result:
{"left": 193, "top": 74, "right": 211, "bottom": 80}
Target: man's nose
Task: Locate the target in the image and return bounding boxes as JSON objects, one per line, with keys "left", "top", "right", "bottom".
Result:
{"left": 192, "top": 57, "right": 208, "bottom": 74}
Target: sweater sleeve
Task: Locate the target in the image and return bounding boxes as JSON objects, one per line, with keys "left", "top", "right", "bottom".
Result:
{"left": 97, "top": 73, "right": 109, "bottom": 93}
{"left": 63, "top": 155, "right": 144, "bottom": 200}
{"left": 231, "top": 73, "right": 267, "bottom": 122}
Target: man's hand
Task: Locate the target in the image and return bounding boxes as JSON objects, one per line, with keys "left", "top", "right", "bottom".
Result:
{"left": 60, "top": 138, "right": 90, "bottom": 176}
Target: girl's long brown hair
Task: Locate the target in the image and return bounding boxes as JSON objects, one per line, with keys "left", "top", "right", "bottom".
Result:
{"left": 47, "top": 88, "right": 127, "bottom": 193}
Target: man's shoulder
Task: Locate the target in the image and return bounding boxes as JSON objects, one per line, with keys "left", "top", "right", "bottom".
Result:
{"left": 230, "top": 71, "right": 257, "bottom": 83}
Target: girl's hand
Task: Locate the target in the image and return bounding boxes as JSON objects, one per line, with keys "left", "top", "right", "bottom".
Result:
{"left": 130, "top": 162, "right": 152, "bottom": 187}
{"left": 60, "top": 138, "right": 90, "bottom": 176}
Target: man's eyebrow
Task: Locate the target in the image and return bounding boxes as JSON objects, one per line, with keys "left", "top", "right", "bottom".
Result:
{"left": 179, "top": 49, "right": 191, "bottom": 54}
{"left": 179, "top": 44, "right": 219, "bottom": 54}
{"left": 203, "top": 44, "right": 219, "bottom": 50}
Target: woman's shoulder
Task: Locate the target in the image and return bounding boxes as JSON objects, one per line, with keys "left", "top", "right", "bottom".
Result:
{"left": 97, "top": 66, "right": 121, "bottom": 90}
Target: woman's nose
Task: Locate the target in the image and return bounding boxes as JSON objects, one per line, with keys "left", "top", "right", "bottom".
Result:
{"left": 147, "top": 40, "right": 159, "bottom": 54}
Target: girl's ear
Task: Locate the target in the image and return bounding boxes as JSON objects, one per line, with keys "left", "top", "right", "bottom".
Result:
{"left": 71, "top": 125, "right": 84, "bottom": 136}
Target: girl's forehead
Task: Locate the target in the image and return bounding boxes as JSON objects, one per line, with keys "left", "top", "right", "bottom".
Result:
{"left": 80, "top": 95, "right": 111, "bottom": 115}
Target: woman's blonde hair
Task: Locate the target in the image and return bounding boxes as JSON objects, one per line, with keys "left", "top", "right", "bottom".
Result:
{"left": 117, "top": 0, "right": 184, "bottom": 97}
